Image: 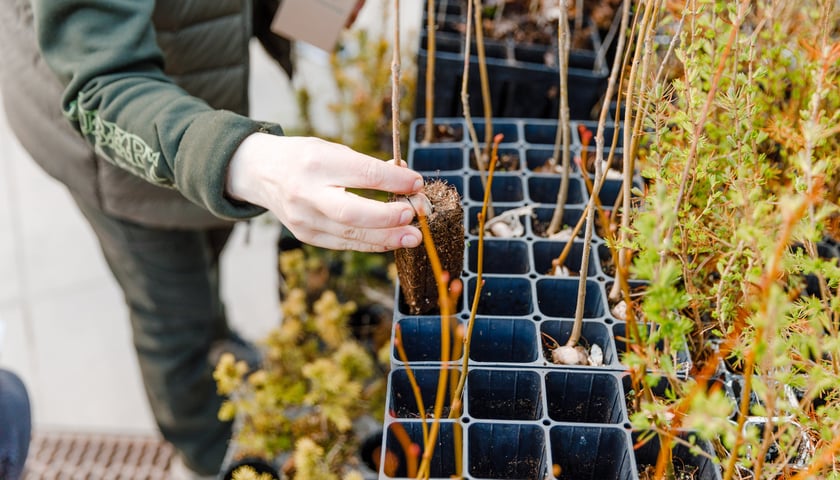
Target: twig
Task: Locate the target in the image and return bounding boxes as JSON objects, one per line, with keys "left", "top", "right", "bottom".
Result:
{"left": 576, "top": 126, "right": 611, "bottom": 236}
{"left": 473, "top": 0, "right": 493, "bottom": 155}
{"left": 566, "top": 0, "right": 631, "bottom": 347}
{"left": 462, "top": 0, "right": 494, "bottom": 219}
{"left": 603, "top": 0, "right": 636, "bottom": 303}
{"left": 449, "top": 323, "right": 465, "bottom": 478}
{"left": 565, "top": 144, "right": 600, "bottom": 348}
{"left": 547, "top": 0, "right": 572, "bottom": 235}
{"left": 390, "top": 422, "right": 419, "bottom": 477}
{"left": 394, "top": 324, "right": 428, "bottom": 445}
{"left": 422, "top": 0, "right": 436, "bottom": 144}
{"left": 595, "top": 6, "right": 622, "bottom": 72}
{"left": 549, "top": 204, "right": 590, "bottom": 273}
{"left": 391, "top": 0, "right": 402, "bottom": 163}
{"left": 613, "top": 0, "right": 657, "bottom": 306}
{"left": 450, "top": 134, "right": 502, "bottom": 416}
{"left": 414, "top": 213, "right": 454, "bottom": 479}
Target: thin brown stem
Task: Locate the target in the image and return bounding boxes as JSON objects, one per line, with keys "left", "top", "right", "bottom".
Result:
{"left": 462, "top": 0, "right": 494, "bottom": 219}
{"left": 576, "top": 128, "right": 611, "bottom": 237}
{"left": 422, "top": 0, "right": 436, "bottom": 144}
{"left": 652, "top": 433, "right": 675, "bottom": 480}
{"left": 604, "top": 0, "right": 636, "bottom": 303}
{"left": 549, "top": 205, "right": 590, "bottom": 274}
{"left": 547, "top": 0, "right": 572, "bottom": 235}
{"left": 614, "top": 0, "right": 655, "bottom": 305}
{"left": 473, "top": 0, "right": 493, "bottom": 154}
{"left": 451, "top": 134, "right": 502, "bottom": 414}
{"left": 549, "top": 220, "right": 586, "bottom": 275}
{"left": 565, "top": 147, "right": 600, "bottom": 348}
{"left": 394, "top": 325, "right": 428, "bottom": 445}
{"left": 592, "top": 0, "right": 631, "bottom": 328}
{"left": 391, "top": 0, "right": 402, "bottom": 163}
{"left": 448, "top": 301, "right": 465, "bottom": 479}
{"left": 414, "top": 213, "right": 453, "bottom": 479}
{"left": 390, "top": 422, "right": 419, "bottom": 478}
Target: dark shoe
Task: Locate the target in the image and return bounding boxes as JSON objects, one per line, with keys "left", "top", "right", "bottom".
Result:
{"left": 0, "top": 369, "right": 31, "bottom": 480}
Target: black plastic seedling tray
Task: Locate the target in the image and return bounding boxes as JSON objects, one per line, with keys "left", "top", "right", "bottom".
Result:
{"left": 391, "top": 315, "right": 620, "bottom": 370}
{"left": 383, "top": 367, "right": 722, "bottom": 479}
{"left": 632, "top": 431, "right": 722, "bottom": 480}
{"left": 414, "top": 0, "right": 609, "bottom": 120}
{"left": 378, "top": 118, "right": 721, "bottom": 479}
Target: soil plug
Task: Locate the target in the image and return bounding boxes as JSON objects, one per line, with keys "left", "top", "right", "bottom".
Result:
{"left": 395, "top": 180, "right": 464, "bottom": 315}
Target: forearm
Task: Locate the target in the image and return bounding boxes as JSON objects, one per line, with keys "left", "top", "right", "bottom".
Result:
{"left": 33, "top": 0, "right": 279, "bottom": 219}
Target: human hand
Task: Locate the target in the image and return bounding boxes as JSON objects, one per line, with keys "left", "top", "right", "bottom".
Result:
{"left": 227, "top": 133, "right": 427, "bottom": 252}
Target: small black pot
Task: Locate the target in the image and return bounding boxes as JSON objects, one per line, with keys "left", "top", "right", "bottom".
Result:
{"left": 220, "top": 457, "right": 281, "bottom": 480}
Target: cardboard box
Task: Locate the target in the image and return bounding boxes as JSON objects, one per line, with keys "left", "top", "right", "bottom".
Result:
{"left": 270, "top": 0, "right": 358, "bottom": 51}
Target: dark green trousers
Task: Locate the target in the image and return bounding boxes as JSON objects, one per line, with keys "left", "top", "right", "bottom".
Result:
{"left": 74, "top": 198, "right": 237, "bottom": 476}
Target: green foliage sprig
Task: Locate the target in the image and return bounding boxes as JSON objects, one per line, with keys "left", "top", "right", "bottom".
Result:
{"left": 617, "top": 0, "right": 840, "bottom": 477}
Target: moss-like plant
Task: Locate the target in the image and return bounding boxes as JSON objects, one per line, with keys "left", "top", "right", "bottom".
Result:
{"left": 214, "top": 248, "right": 389, "bottom": 480}
{"left": 231, "top": 466, "right": 279, "bottom": 480}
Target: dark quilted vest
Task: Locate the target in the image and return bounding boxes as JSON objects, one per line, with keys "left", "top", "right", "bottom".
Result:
{"left": 0, "top": 0, "right": 253, "bottom": 228}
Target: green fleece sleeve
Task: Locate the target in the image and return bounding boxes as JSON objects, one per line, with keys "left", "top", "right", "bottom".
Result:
{"left": 32, "top": 0, "right": 281, "bottom": 220}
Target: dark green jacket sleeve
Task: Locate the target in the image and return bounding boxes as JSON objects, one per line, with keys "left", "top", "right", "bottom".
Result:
{"left": 32, "top": 0, "right": 280, "bottom": 220}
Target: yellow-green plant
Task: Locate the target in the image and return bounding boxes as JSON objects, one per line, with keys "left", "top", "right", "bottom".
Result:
{"left": 214, "top": 248, "right": 389, "bottom": 480}
{"left": 231, "top": 466, "right": 277, "bottom": 480}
